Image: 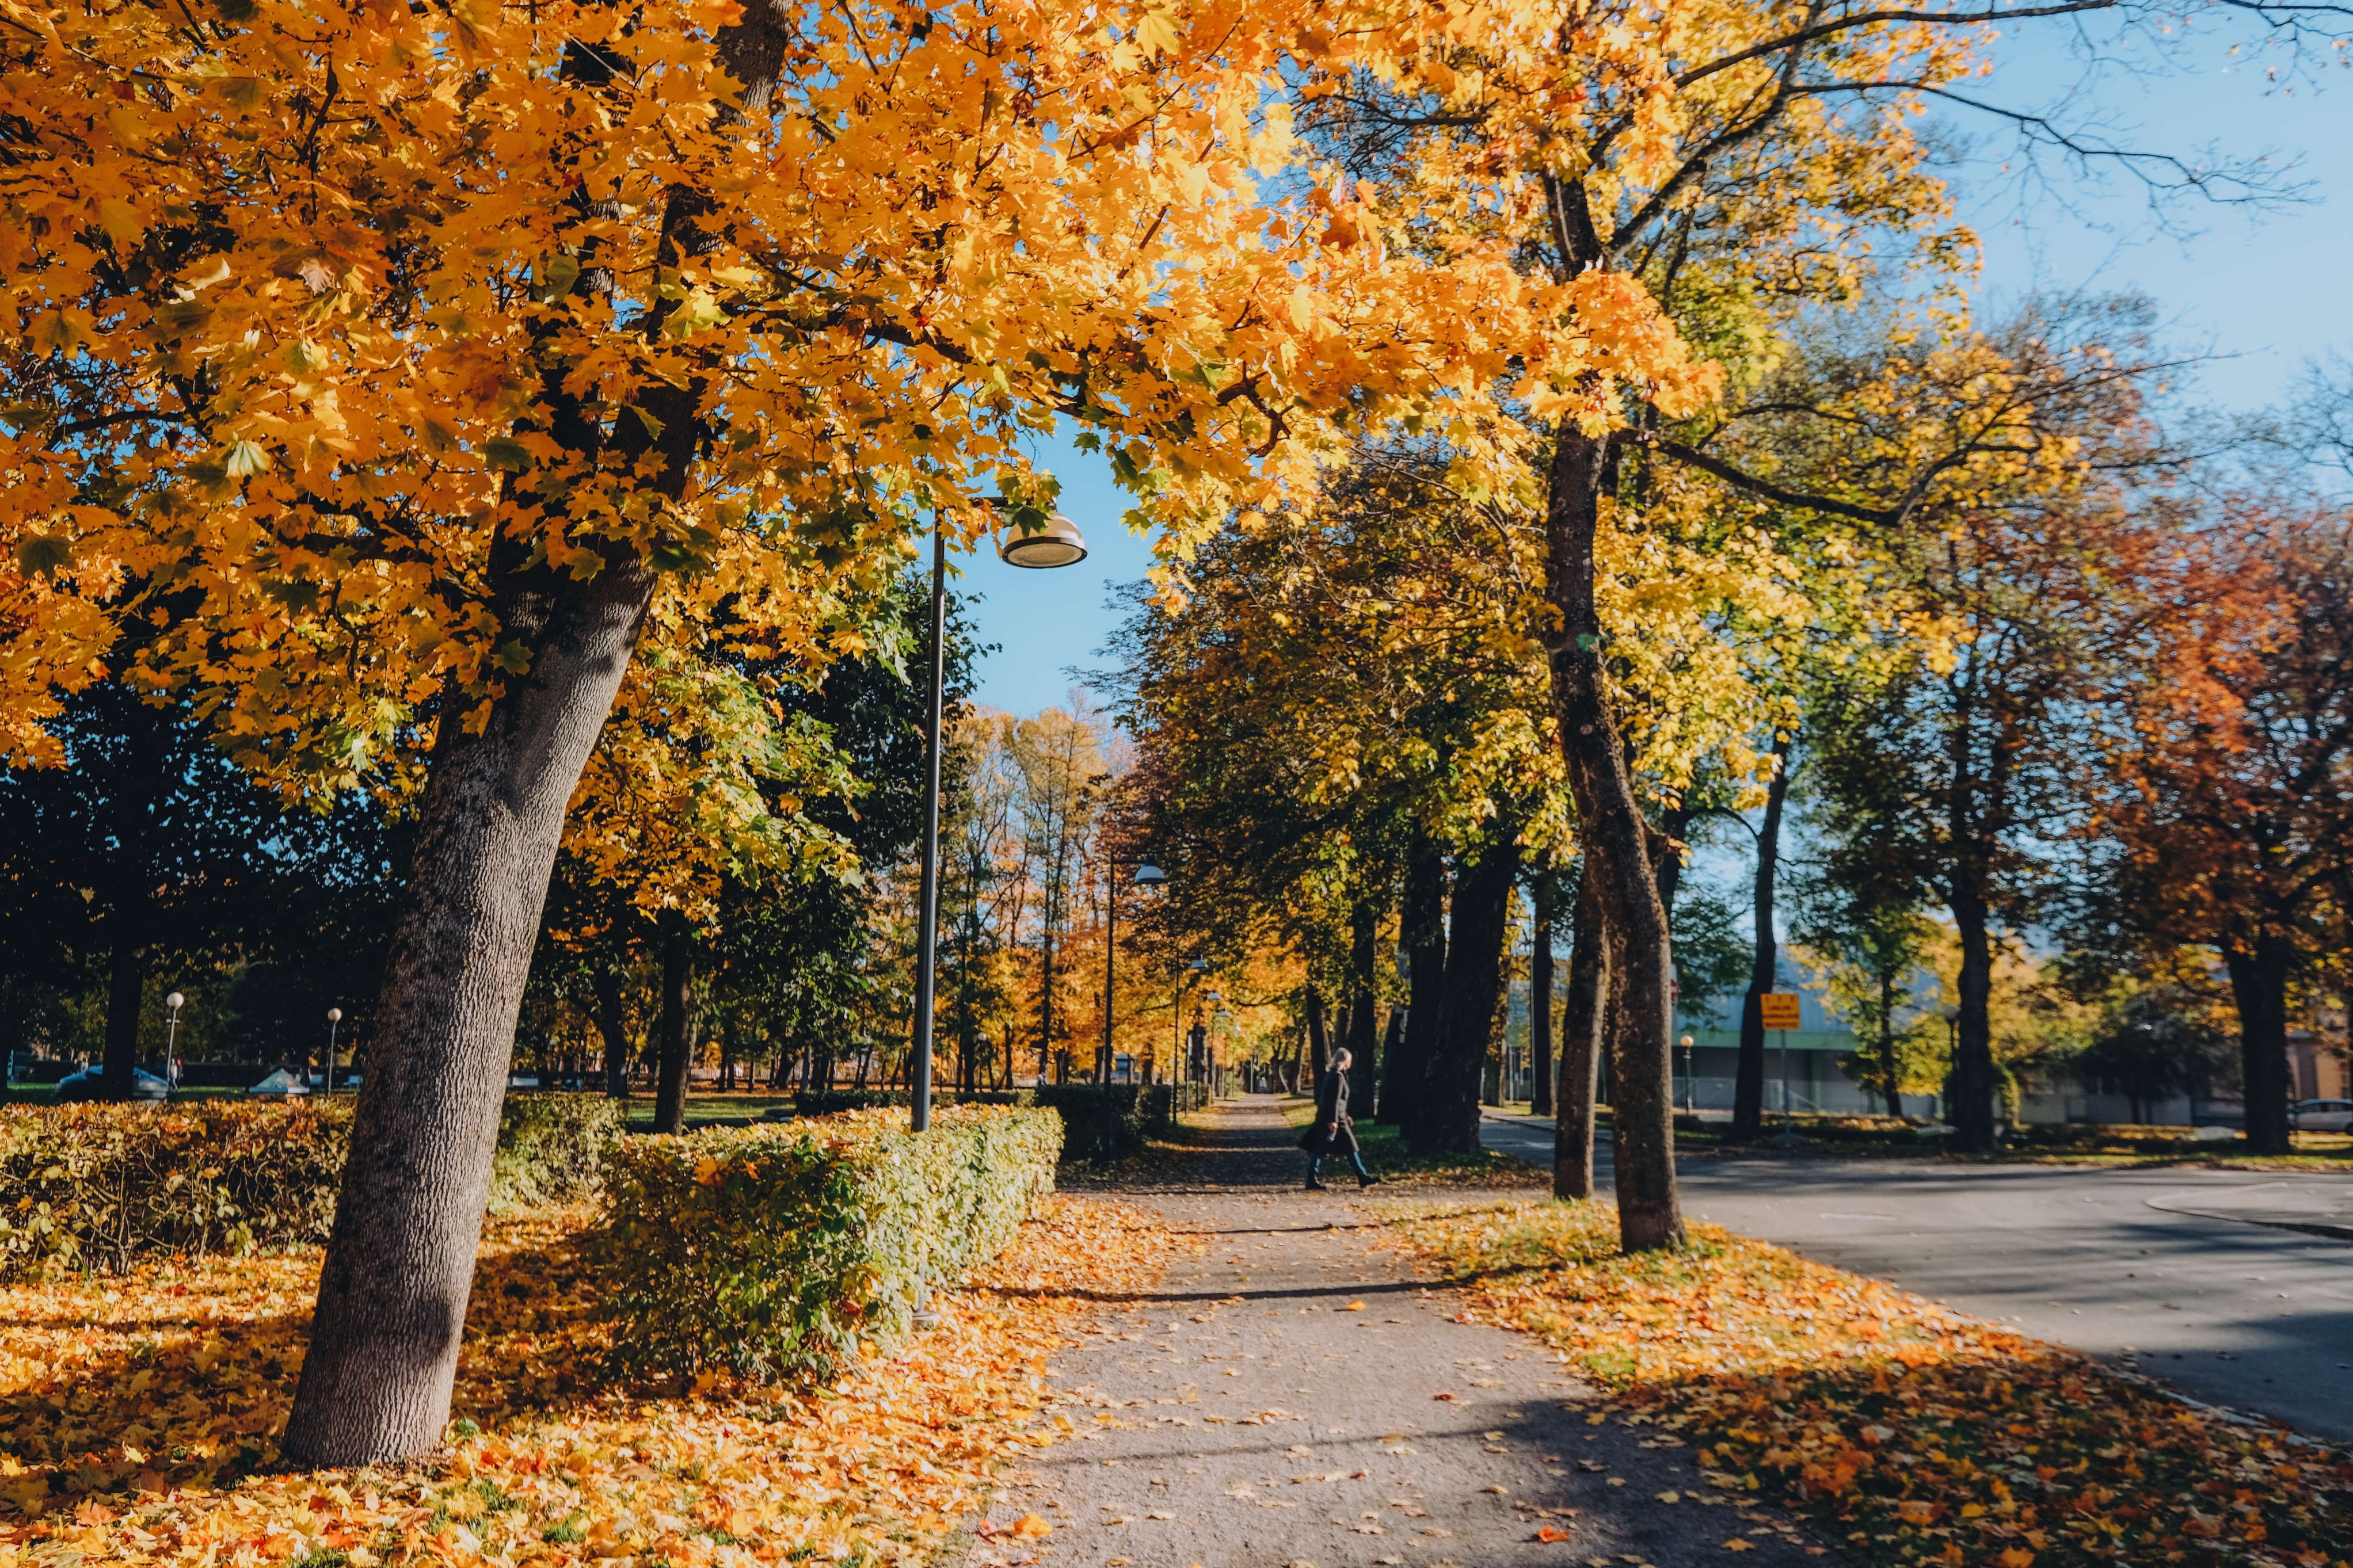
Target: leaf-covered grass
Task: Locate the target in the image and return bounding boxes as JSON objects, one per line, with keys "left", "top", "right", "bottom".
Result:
{"left": 1382, "top": 1197, "right": 2353, "bottom": 1567}
{"left": 0, "top": 1195, "right": 1181, "bottom": 1567}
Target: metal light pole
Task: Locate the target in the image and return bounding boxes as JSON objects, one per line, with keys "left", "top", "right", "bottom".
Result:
{"left": 911, "top": 502, "right": 1088, "bottom": 1133}
{"left": 325, "top": 1008, "right": 342, "bottom": 1097}
{"left": 1680, "top": 1033, "right": 1695, "bottom": 1113}
{"left": 165, "top": 993, "right": 185, "bottom": 1093}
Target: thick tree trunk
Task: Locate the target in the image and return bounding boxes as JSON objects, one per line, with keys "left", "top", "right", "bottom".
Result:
{"left": 1948, "top": 868, "right": 2000, "bottom": 1150}
{"left": 1420, "top": 835, "right": 1521, "bottom": 1154}
{"left": 1554, "top": 867, "right": 1608, "bottom": 1200}
{"left": 653, "top": 915, "right": 694, "bottom": 1134}
{"left": 1389, "top": 834, "right": 1447, "bottom": 1134}
{"left": 1545, "top": 420, "right": 1684, "bottom": 1252}
{"left": 1530, "top": 878, "right": 1556, "bottom": 1118}
{"left": 2226, "top": 932, "right": 2296, "bottom": 1155}
{"left": 282, "top": 552, "right": 659, "bottom": 1464}
{"left": 1731, "top": 732, "right": 1793, "bottom": 1140}
{"left": 102, "top": 932, "right": 148, "bottom": 1097}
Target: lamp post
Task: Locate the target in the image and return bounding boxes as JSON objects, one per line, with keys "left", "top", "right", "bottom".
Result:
{"left": 325, "top": 1008, "right": 342, "bottom": 1097}
{"left": 1680, "top": 1033, "right": 1695, "bottom": 1113}
{"left": 165, "top": 993, "right": 185, "bottom": 1093}
{"left": 1099, "top": 860, "right": 1166, "bottom": 1084}
{"left": 909, "top": 501, "right": 1088, "bottom": 1134}
{"left": 1170, "top": 957, "right": 1207, "bottom": 1085}
{"left": 1938, "top": 1002, "right": 1960, "bottom": 1123}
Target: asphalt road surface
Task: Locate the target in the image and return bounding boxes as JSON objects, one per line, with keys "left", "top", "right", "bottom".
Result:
{"left": 1476, "top": 1111, "right": 2353, "bottom": 1443}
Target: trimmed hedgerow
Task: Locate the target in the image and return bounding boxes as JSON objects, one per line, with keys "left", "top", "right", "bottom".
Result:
{"left": 594, "top": 1104, "right": 1061, "bottom": 1386}
{"left": 0, "top": 1094, "right": 622, "bottom": 1277}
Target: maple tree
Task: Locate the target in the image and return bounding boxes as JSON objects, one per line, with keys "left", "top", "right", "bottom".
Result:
{"left": 7, "top": 0, "right": 1728, "bottom": 1457}
{"left": 2082, "top": 499, "right": 2353, "bottom": 1154}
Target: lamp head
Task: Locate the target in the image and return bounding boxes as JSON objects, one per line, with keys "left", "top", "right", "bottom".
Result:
{"left": 1133, "top": 862, "right": 1167, "bottom": 886}
{"left": 328, "top": 1007, "right": 344, "bottom": 1024}
{"left": 996, "top": 510, "right": 1088, "bottom": 569}
{"left": 1680, "top": 1035, "right": 1695, "bottom": 1049}
{"left": 166, "top": 992, "right": 185, "bottom": 1010}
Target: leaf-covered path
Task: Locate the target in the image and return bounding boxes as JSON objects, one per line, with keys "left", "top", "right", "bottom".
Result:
{"left": 962, "top": 1096, "right": 1825, "bottom": 1568}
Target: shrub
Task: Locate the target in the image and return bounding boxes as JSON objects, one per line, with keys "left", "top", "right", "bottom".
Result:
{"left": 490, "top": 1094, "right": 623, "bottom": 1209}
{"left": 0, "top": 1093, "right": 623, "bottom": 1277}
{"left": 1033, "top": 1084, "right": 1174, "bottom": 1163}
{"left": 595, "top": 1104, "right": 1061, "bottom": 1385}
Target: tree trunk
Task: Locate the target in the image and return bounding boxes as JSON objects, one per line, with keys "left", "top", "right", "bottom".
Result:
{"left": 1388, "top": 834, "right": 1447, "bottom": 1132}
{"left": 1731, "top": 732, "right": 1794, "bottom": 1140}
{"left": 592, "top": 963, "right": 632, "bottom": 1098}
{"left": 1304, "top": 986, "right": 1332, "bottom": 1077}
{"left": 2226, "top": 932, "right": 2296, "bottom": 1155}
{"left": 1544, "top": 418, "right": 1684, "bottom": 1252}
{"left": 1878, "top": 965, "right": 1903, "bottom": 1119}
{"left": 281, "top": 552, "right": 660, "bottom": 1465}
{"left": 1948, "top": 867, "right": 2000, "bottom": 1150}
{"left": 102, "top": 932, "right": 148, "bottom": 1098}
{"left": 653, "top": 915, "right": 694, "bottom": 1134}
{"left": 1346, "top": 895, "right": 1380, "bottom": 1113}
{"left": 1530, "top": 878, "right": 1556, "bottom": 1118}
{"left": 1554, "top": 867, "right": 1608, "bottom": 1200}
{"left": 1420, "top": 835, "right": 1521, "bottom": 1154}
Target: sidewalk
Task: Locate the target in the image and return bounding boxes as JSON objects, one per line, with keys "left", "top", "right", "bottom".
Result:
{"left": 962, "top": 1098, "right": 1822, "bottom": 1568}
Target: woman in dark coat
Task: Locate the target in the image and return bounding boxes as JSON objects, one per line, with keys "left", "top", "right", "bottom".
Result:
{"left": 1304, "top": 1049, "right": 1380, "bottom": 1190}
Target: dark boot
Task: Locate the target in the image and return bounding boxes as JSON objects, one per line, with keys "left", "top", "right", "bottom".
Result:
{"left": 1305, "top": 1174, "right": 1329, "bottom": 1192}
{"left": 1358, "top": 1171, "right": 1381, "bottom": 1188}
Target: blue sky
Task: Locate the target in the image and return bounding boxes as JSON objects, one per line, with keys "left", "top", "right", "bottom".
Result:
{"left": 957, "top": 25, "right": 2353, "bottom": 719}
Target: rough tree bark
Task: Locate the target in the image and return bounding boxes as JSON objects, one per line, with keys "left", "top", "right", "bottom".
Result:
{"left": 592, "top": 964, "right": 631, "bottom": 1097}
{"left": 1544, "top": 421, "right": 1684, "bottom": 1250}
{"left": 1530, "top": 876, "right": 1556, "bottom": 1118}
{"left": 1421, "top": 835, "right": 1521, "bottom": 1154}
{"left": 1731, "top": 731, "right": 1794, "bottom": 1140}
{"left": 280, "top": 550, "right": 661, "bottom": 1464}
{"left": 2226, "top": 932, "right": 2296, "bottom": 1155}
{"left": 1554, "top": 867, "right": 1608, "bottom": 1200}
{"left": 1387, "top": 834, "right": 1448, "bottom": 1132}
{"left": 278, "top": 3, "right": 782, "bottom": 1452}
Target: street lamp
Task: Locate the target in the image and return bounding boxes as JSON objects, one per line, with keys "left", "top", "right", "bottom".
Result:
{"left": 325, "top": 1008, "right": 343, "bottom": 1097}
{"left": 1099, "top": 860, "right": 1166, "bottom": 1084}
{"left": 1680, "top": 1034, "right": 1695, "bottom": 1113}
{"left": 165, "top": 993, "right": 185, "bottom": 1092}
{"left": 909, "top": 500, "right": 1089, "bottom": 1134}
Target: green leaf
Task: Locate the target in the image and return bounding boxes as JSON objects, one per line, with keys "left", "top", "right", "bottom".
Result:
{"left": 221, "top": 439, "right": 272, "bottom": 477}
{"left": 15, "top": 535, "right": 71, "bottom": 579}
{"left": 482, "top": 437, "right": 535, "bottom": 472}
{"left": 542, "top": 253, "right": 581, "bottom": 299}
{"left": 492, "top": 640, "right": 534, "bottom": 676}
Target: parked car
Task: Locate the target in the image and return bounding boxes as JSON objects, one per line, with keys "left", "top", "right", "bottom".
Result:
{"left": 2291, "top": 1098, "right": 2353, "bottom": 1134}
{"left": 53, "top": 1066, "right": 170, "bottom": 1102}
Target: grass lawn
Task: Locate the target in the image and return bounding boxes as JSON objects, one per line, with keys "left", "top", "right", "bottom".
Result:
{"left": 1380, "top": 1195, "right": 2353, "bottom": 1566}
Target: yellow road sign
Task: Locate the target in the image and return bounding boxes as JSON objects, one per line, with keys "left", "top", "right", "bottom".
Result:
{"left": 1759, "top": 993, "right": 1803, "bottom": 1031}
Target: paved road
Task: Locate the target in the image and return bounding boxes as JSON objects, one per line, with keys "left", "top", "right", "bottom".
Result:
{"left": 1478, "top": 1112, "right": 2353, "bottom": 1442}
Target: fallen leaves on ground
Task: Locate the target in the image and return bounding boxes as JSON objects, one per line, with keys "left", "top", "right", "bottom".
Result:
{"left": 1383, "top": 1197, "right": 2353, "bottom": 1567}
{"left": 0, "top": 1195, "right": 1178, "bottom": 1567}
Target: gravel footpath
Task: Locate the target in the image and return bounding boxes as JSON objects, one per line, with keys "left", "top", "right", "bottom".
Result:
{"left": 960, "top": 1095, "right": 1830, "bottom": 1568}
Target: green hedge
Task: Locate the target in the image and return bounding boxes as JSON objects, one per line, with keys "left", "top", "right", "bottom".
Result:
{"left": 1034, "top": 1084, "right": 1191, "bottom": 1163}
{"left": 595, "top": 1104, "right": 1060, "bottom": 1385}
{"left": 0, "top": 1093, "right": 622, "bottom": 1277}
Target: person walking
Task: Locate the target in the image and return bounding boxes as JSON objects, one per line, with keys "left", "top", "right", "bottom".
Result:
{"left": 1303, "top": 1048, "right": 1380, "bottom": 1190}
